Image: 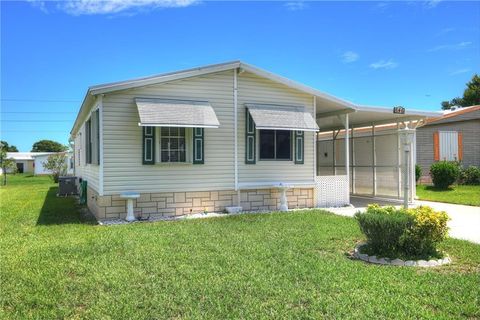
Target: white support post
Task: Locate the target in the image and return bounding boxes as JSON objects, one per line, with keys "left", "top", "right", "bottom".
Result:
{"left": 344, "top": 114, "right": 350, "bottom": 189}
{"left": 372, "top": 124, "right": 376, "bottom": 197}
{"left": 397, "top": 122, "right": 401, "bottom": 199}
{"left": 233, "top": 68, "right": 239, "bottom": 206}
{"left": 351, "top": 126, "right": 356, "bottom": 194}
{"left": 332, "top": 130, "right": 336, "bottom": 175}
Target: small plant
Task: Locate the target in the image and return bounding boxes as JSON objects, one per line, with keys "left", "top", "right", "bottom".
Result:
{"left": 203, "top": 207, "right": 208, "bottom": 215}
{"left": 355, "top": 204, "right": 449, "bottom": 259}
{"left": 459, "top": 166, "right": 480, "bottom": 185}
{"left": 43, "top": 153, "right": 67, "bottom": 183}
{"left": 415, "top": 164, "right": 422, "bottom": 183}
{"left": 430, "top": 161, "right": 460, "bottom": 189}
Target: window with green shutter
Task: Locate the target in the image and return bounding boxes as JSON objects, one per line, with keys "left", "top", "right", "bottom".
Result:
{"left": 294, "top": 131, "right": 304, "bottom": 164}
{"left": 142, "top": 126, "right": 155, "bottom": 164}
{"left": 245, "top": 110, "right": 256, "bottom": 164}
{"left": 85, "top": 119, "right": 92, "bottom": 164}
{"left": 193, "top": 128, "right": 204, "bottom": 164}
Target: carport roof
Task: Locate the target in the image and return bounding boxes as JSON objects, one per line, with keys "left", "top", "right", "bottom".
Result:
{"left": 316, "top": 105, "right": 441, "bottom": 131}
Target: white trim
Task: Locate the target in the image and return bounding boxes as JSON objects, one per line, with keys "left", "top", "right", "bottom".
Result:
{"left": 233, "top": 69, "right": 239, "bottom": 192}
{"left": 313, "top": 96, "right": 317, "bottom": 179}
{"left": 255, "top": 126, "right": 319, "bottom": 132}
{"left": 98, "top": 95, "right": 104, "bottom": 196}
{"left": 138, "top": 123, "right": 219, "bottom": 128}
{"left": 238, "top": 181, "right": 316, "bottom": 190}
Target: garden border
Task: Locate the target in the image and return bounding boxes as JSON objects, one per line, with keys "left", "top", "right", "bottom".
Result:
{"left": 354, "top": 243, "right": 451, "bottom": 267}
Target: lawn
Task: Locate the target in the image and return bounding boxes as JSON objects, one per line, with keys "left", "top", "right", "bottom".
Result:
{"left": 1, "top": 175, "right": 479, "bottom": 319}
{"left": 416, "top": 184, "right": 480, "bottom": 206}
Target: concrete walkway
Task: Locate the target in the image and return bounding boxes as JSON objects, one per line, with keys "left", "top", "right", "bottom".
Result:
{"left": 327, "top": 196, "right": 480, "bottom": 244}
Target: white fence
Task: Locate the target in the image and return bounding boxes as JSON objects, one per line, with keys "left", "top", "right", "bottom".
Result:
{"left": 315, "top": 175, "right": 350, "bottom": 207}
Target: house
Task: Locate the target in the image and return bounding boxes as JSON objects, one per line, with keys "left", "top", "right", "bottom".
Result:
{"left": 1, "top": 152, "right": 74, "bottom": 175}
{"left": 3, "top": 152, "right": 38, "bottom": 174}
{"left": 70, "top": 61, "right": 438, "bottom": 220}
{"left": 416, "top": 105, "right": 480, "bottom": 183}
{"left": 32, "top": 152, "right": 74, "bottom": 175}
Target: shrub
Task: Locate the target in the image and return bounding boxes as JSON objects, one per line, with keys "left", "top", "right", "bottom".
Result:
{"left": 355, "top": 205, "right": 413, "bottom": 257}
{"left": 43, "top": 153, "right": 67, "bottom": 183}
{"left": 415, "top": 164, "right": 422, "bottom": 183}
{"left": 430, "top": 161, "right": 460, "bottom": 189}
{"left": 355, "top": 204, "right": 449, "bottom": 259}
{"left": 403, "top": 206, "right": 449, "bottom": 257}
{"left": 459, "top": 166, "right": 480, "bottom": 185}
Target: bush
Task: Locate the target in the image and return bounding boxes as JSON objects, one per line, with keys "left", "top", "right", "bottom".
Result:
{"left": 430, "top": 161, "right": 460, "bottom": 189}
{"left": 355, "top": 205, "right": 413, "bottom": 257}
{"left": 403, "top": 206, "right": 449, "bottom": 257}
{"left": 415, "top": 164, "right": 422, "bottom": 183}
{"left": 355, "top": 204, "right": 449, "bottom": 259}
{"left": 43, "top": 154, "right": 67, "bottom": 183}
{"left": 459, "top": 166, "right": 480, "bottom": 185}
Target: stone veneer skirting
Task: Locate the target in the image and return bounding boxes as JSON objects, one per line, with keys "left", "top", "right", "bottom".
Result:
{"left": 86, "top": 186, "right": 314, "bottom": 220}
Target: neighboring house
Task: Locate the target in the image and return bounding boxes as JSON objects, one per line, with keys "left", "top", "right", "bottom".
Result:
{"left": 0, "top": 152, "right": 74, "bottom": 175}
{"left": 32, "top": 152, "right": 74, "bottom": 175}
{"left": 416, "top": 105, "right": 480, "bottom": 183}
{"left": 71, "top": 61, "right": 436, "bottom": 220}
{"left": 2, "top": 152, "right": 37, "bottom": 174}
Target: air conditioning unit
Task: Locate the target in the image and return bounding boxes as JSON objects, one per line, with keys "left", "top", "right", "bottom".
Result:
{"left": 58, "top": 176, "right": 78, "bottom": 196}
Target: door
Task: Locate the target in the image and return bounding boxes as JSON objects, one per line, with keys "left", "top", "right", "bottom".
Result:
{"left": 16, "top": 163, "right": 24, "bottom": 173}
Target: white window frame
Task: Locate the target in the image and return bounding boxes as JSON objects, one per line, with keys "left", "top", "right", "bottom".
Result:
{"left": 156, "top": 127, "right": 192, "bottom": 164}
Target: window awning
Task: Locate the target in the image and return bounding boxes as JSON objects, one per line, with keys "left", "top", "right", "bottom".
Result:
{"left": 136, "top": 98, "right": 221, "bottom": 128}
{"left": 246, "top": 104, "right": 319, "bottom": 131}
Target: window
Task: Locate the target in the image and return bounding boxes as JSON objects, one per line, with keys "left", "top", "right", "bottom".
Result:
{"left": 259, "top": 130, "right": 291, "bottom": 160}
{"left": 160, "top": 127, "right": 186, "bottom": 163}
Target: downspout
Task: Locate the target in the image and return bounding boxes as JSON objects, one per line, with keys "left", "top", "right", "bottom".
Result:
{"left": 234, "top": 69, "right": 239, "bottom": 206}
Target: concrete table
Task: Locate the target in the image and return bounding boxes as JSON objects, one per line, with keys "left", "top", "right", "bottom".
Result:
{"left": 120, "top": 192, "right": 140, "bottom": 222}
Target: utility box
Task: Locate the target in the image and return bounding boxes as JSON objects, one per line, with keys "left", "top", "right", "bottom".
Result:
{"left": 58, "top": 176, "right": 77, "bottom": 196}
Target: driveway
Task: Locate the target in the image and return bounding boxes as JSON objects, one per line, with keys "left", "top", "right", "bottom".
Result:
{"left": 327, "top": 196, "right": 480, "bottom": 244}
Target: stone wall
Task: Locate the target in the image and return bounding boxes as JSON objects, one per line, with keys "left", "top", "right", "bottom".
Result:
{"left": 87, "top": 187, "right": 314, "bottom": 220}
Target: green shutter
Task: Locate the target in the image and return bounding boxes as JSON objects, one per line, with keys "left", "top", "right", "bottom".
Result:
{"left": 193, "top": 128, "right": 204, "bottom": 164}
{"left": 294, "top": 131, "right": 304, "bottom": 164}
{"left": 245, "top": 110, "right": 256, "bottom": 164}
{"left": 142, "top": 126, "right": 155, "bottom": 164}
{"left": 85, "top": 119, "right": 92, "bottom": 164}
{"left": 96, "top": 109, "right": 100, "bottom": 165}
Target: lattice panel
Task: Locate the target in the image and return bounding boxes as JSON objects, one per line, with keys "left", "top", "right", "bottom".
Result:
{"left": 315, "top": 175, "right": 350, "bottom": 207}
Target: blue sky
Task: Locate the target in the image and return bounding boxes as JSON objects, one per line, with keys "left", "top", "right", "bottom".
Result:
{"left": 1, "top": 0, "right": 479, "bottom": 151}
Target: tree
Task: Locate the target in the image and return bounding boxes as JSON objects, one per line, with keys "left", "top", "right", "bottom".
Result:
{"left": 462, "top": 74, "right": 480, "bottom": 107}
{"left": 42, "top": 154, "right": 67, "bottom": 183}
{"left": 441, "top": 74, "right": 480, "bottom": 109}
{"left": 0, "top": 140, "right": 18, "bottom": 152}
{"left": 31, "top": 140, "right": 68, "bottom": 152}
{"left": 0, "top": 143, "right": 17, "bottom": 185}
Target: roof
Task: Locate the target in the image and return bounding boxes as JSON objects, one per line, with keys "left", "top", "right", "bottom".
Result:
{"left": 71, "top": 61, "right": 442, "bottom": 135}
{"left": 424, "top": 105, "right": 480, "bottom": 126}
{"left": 317, "top": 105, "right": 440, "bottom": 131}
{"left": 71, "top": 60, "right": 356, "bottom": 135}
{"left": 6, "top": 152, "right": 55, "bottom": 160}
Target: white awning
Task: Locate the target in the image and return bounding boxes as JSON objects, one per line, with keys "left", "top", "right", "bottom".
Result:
{"left": 136, "top": 98, "right": 220, "bottom": 128}
{"left": 246, "top": 104, "right": 319, "bottom": 131}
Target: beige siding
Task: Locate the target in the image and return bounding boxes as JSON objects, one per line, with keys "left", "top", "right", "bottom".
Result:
{"left": 237, "top": 71, "right": 315, "bottom": 184}
{"left": 102, "top": 70, "right": 235, "bottom": 195}
{"left": 74, "top": 121, "right": 100, "bottom": 192}
{"left": 101, "top": 69, "right": 316, "bottom": 195}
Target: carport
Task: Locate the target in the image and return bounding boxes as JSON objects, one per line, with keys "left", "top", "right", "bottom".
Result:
{"left": 314, "top": 105, "right": 438, "bottom": 207}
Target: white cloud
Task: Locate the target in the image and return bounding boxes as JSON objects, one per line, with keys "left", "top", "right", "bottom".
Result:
{"left": 425, "top": 0, "right": 442, "bottom": 8}
{"left": 284, "top": 1, "right": 307, "bottom": 11}
{"left": 29, "top": 0, "right": 198, "bottom": 15}
{"left": 450, "top": 68, "right": 470, "bottom": 76}
{"left": 369, "top": 59, "right": 398, "bottom": 70}
{"left": 428, "top": 41, "right": 472, "bottom": 52}
{"left": 436, "top": 27, "right": 455, "bottom": 37}
{"left": 342, "top": 51, "right": 359, "bottom": 63}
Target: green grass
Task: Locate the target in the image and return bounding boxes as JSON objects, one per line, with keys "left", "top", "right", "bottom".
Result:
{"left": 416, "top": 184, "right": 480, "bottom": 206}
{"left": 1, "top": 175, "right": 479, "bottom": 319}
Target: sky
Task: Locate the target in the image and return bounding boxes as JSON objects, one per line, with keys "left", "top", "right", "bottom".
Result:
{"left": 1, "top": 0, "right": 479, "bottom": 152}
